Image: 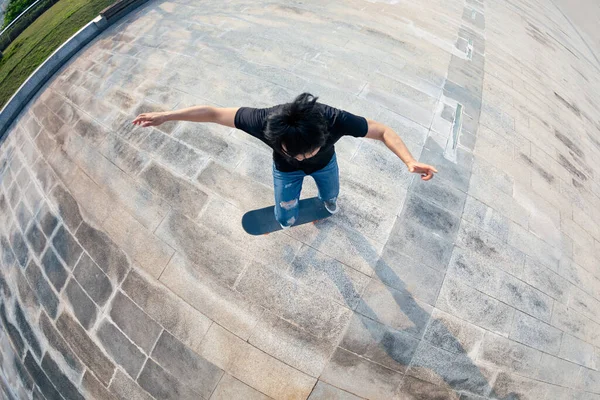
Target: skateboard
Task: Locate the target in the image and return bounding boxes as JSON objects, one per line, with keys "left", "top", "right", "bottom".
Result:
{"left": 242, "top": 197, "right": 332, "bottom": 235}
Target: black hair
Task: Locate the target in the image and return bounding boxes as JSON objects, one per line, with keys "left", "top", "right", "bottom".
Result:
{"left": 265, "top": 93, "right": 328, "bottom": 159}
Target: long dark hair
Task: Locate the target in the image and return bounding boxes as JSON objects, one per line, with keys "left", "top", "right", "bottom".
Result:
{"left": 265, "top": 93, "right": 328, "bottom": 159}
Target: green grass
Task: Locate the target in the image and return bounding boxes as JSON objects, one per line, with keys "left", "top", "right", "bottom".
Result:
{"left": 0, "top": 0, "right": 115, "bottom": 108}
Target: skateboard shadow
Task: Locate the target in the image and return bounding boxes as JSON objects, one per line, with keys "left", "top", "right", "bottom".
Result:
{"left": 300, "top": 220, "right": 519, "bottom": 399}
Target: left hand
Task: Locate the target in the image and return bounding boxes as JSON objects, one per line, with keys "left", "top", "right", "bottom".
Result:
{"left": 407, "top": 161, "right": 438, "bottom": 181}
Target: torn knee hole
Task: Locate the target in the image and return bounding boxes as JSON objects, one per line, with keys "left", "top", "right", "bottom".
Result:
{"left": 280, "top": 199, "right": 298, "bottom": 210}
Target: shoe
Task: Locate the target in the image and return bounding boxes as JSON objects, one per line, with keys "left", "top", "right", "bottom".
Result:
{"left": 324, "top": 198, "right": 338, "bottom": 214}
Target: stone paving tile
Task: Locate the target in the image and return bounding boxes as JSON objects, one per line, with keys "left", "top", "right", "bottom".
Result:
{"left": 14, "top": 201, "right": 32, "bottom": 233}
{"left": 173, "top": 121, "right": 243, "bottom": 167}
{"left": 200, "top": 323, "right": 316, "bottom": 400}
{"left": 73, "top": 253, "right": 113, "bottom": 307}
{"left": 23, "top": 351, "right": 62, "bottom": 400}
{"left": 75, "top": 221, "right": 130, "bottom": 284}
{"left": 103, "top": 206, "right": 174, "bottom": 279}
{"left": 521, "top": 256, "right": 572, "bottom": 304}
{"left": 468, "top": 173, "right": 529, "bottom": 229}
{"left": 447, "top": 246, "right": 553, "bottom": 322}
{"left": 15, "top": 268, "right": 40, "bottom": 314}
{"left": 137, "top": 358, "right": 202, "bottom": 400}
{"left": 108, "top": 370, "right": 153, "bottom": 400}
{"left": 197, "top": 196, "right": 304, "bottom": 269}
{"left": 0, "top": 304, "right": 24, "bottom": 359}
{"left": 25, "top": 259, "right": 57, "bottom": 318}
{"left": 395, "top": 375, "right": 460, "bottom": 400}
{"left": 151, "top": 330, "right": 223, "bottom": 398}
{"left": 321, "top": 346, "right": 403, "bottom": 400}
{"left": 38, "top": 312, "right": 83, "bottom": 375}
{"left": 290, "top": 245, "right": 371, "bottom": 309}
{"left": 387, "top": 215, "right": 455, "bottom": 272}
{"left": 23, "top": 183, "right": 44, "bottom": 216}
{"left": 339, "top": 313, "right": 419, "bottom": 373}
{"left": 109, "top": 291, "right": 161, "bottom": 353}
{"left": 402, "top": 192, "right": 461, "bottom": 237}
{"left": 40, "top": 354, "right": 85, "bottom": 400}
{"left": 64, "top": 168, "right": 113, "bottom": 226}
{"left": 455, "top": 219, "right": 525, "bottom": 278}
{"left": 533, "top": 353, "right": 582, "bottom": 388}
{"left": 160, "top": 253, "right": 262, "bottom": 340}
{"left": 375, "top": 245, "right": 443, "bottom": 305}
{"left": 69, "top": 139, "right": 168, "bottom": 231}
{"left": 98, "top": 133, "right": 150, "bottom": 177}
{"left": 508, "top": 221, "right": 564, "bottom": 272}
{"left": 491, "top": 372, "right": 550, "bottom": 400}
{"left": 64, "top": 277, "right": 97, "bottom": 330}
{"left": 569, "top": 285, "right": 600, "bottom": 322}
{"left": 581, "top": 369, "right": 600, "bottom": 394}
{"left": 14, "top": 303, "right": 42, "bottom": 359}
{"left": 477, "top": 332, "right": 542, "bottom": 378}
{"left": 48, "top": 185, "right": 82, "bottom": 232}
{"left": 52, "top": 225, "right": 82, "bottom": 270}
{"left": 509, "top": 311, "right": 563, "bottom": 355}
{"left": 210, "top": 374, "right": 271, "bottom": 400}
{"left": 408, "top": 340, "right": 496, "bottom": 397}
{"left": 139, "top": 161, "right": 208, "bottom": 219}
{"left": 238, "top": 260, "right": 353, "bottom": 341}
{"left": 96, "top": 319, "right": 146, "bottom": 378}
{"left": 56, "top": 312, "right": 114, "bottom": 385}
{"left": 249, "top": 309, "right": 338, "bottom": 377}
{"left": 551, "top": 302, "right": 598, "bottom": 344}
{"left": 437, "top": 277, "right": 515, "bottom": 337}
{"left": 559, "top": 334, "right": 595, "bottom": 369}
{"left": 411, "top": 176, "right": 467, "bottom": 216}
{"left": 156, "top": 210, "right": 247, "bottom": 286}
{"left": 356, "top": 279, "right": 432, "bottom": 339}
{"left": 288, "top": 218, "right": 383, "bottom": 277}
{"left": 338, "top": 157, "right": 409, "bottom": 215}
{"left": 423, "top": 309, "right": 485, "bottom": 358}
{"left": 143, "top": 132, "right": 208, "bottom": 178}
{"left": 327, "top": 190, "right": 399, "bottom": 244}
{"left": 121, "top": 268, "right": 212, "bottom": 352}
{"left": 81, "top": 371, "right": 117, "bottom": 400}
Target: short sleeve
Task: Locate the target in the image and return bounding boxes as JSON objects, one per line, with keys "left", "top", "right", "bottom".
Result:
{"left": 323, "top": 105, "right": 368, "bottom": 138}
{"left": 234, "top": 107, "right": 272, "bottom": 140}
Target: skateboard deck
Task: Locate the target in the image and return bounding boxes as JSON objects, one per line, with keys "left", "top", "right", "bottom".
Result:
{"left": 242, "top": 197, "right": 332, "bottom": 235}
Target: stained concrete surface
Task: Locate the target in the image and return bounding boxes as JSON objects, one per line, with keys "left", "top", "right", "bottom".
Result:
{"left": 1, "top": 0, "right": 600, "bottom": 399}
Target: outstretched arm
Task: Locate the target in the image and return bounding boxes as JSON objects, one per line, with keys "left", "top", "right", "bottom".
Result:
{"left": 132, "top": 106, "right": 239, "bottom": 128}
{"left": 365, "top": 119, "right": 438, "bottom": 181}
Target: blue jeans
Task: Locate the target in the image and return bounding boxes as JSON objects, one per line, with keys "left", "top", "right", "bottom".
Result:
{"left": 273, "top": 154, "right": 339, "bottom": 227}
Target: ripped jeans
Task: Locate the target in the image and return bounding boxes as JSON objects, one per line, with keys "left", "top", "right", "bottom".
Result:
{"left": 273, "top": 154, "right": 339, "bottom": 227}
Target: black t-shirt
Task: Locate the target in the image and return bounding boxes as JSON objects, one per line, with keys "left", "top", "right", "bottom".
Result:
{"left": 234, "top": 103, "right": 368, "bottom": 174}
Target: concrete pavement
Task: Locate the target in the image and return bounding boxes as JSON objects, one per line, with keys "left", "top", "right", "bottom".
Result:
{"left": 1, "top": 0, "right": 600, "bottom": 398}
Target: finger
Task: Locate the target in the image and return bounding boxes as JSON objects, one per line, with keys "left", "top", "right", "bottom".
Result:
{"left": 422, "top": 170, "right": 434, "bottom": 181}
{"left": 142, "top": 121, "right": 153, "bottom": 127}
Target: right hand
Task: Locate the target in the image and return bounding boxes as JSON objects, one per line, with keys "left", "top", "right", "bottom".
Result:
{"left": 132, "top": 112, "right": 168, "bottom": 127}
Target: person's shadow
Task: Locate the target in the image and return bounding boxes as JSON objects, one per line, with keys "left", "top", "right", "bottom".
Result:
{"left": 293, "top": 218, "right": 519, "bottom": 399}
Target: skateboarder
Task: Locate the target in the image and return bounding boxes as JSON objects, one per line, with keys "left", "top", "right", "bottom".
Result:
{"left": 133, "top": 93, "right": 438, "bottom": 229}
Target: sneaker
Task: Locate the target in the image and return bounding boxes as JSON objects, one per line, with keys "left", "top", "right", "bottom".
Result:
{"left": 324, "top": 198, "right": 339, "bottom": 214}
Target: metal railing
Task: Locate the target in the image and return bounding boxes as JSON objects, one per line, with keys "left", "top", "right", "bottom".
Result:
{"left": 0, "top": 0, "right": 59, "bottom": 52}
